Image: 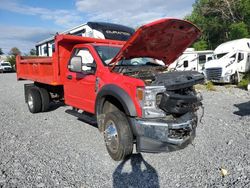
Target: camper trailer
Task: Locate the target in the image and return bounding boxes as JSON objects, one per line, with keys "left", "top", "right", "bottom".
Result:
{"left": 36, "top": 22, "right": 135, "bottom": 56}
{"left": 168, "top": 48, "right": 213, "bottom": 73}
{"left": 204, "top": 38, "right": 250, "bottom": 84}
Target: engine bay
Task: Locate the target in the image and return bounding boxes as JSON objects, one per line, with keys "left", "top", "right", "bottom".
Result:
{"left": 115, "top": 66, "right": 205, "bottom": 116}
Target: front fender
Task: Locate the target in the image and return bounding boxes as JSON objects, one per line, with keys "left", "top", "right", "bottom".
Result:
{"left": 95, "top": 84, "right": 137, "bottom": 117}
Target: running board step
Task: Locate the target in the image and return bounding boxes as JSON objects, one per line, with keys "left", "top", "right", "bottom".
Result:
{"left": 65, "top": 109, "right": 97, "bottom": 126}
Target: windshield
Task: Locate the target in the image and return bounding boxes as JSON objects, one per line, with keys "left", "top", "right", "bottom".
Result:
{"left": 95, "top": 46, "right": 164, "bottom": 66}
{"left": 1, "top": 63, "right": 11, "bottom": 66}
{"left": 215, "top": 53, "right": 228, "bottom": 59}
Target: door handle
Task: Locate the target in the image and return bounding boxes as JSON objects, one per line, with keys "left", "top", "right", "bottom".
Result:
{"left": 67, "top": 75, "right": 73, "bottom": 80}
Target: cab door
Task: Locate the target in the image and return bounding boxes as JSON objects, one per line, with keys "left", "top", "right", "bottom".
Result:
{"left": 246, "top": 53, "right": 250, "bottom": 71}
{"left": 236, "top": 51, "right": 247, "bottom": 72}
{"left": 64, "top": 47, "right": 97, "bottom": 113}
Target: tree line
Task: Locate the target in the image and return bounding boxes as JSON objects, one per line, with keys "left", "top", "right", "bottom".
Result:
{"left": 0, "top": 47, "right": 36, "bottom": 67}
{"left": 186, "top": 0, "right": 250, "bottom": 50}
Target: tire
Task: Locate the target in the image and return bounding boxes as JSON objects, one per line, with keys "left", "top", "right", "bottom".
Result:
{"left": 103, "top": 111, "right": 133, "bottom": 161}
{"left": 38, "top": 87, "right": 50, "bottom": 112}
{"left": 232, "top": 72, "right": 240, "bottom": 84}
{"left": 27, "top": 88, "right": 42, "bottom": 113}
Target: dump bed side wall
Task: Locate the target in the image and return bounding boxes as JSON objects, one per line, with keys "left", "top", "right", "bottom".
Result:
{"left": 16, "top": 35, "right": 126, "bottom": 86}
{"left": 16, "top": 55, "right": 62, "bottom": 85}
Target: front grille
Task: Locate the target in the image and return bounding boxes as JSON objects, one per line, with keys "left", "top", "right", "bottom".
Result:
{"left": 168, "top": 128, "right": 191, "bottom": 139}
{"left": 4, "top": 68, "right": 12, "bottom": 71}
{"left": 205, "top": 68, "right": 222, "bottom": 80}
{"left": 159, "top": 91, "right": 200, "bottom": 116}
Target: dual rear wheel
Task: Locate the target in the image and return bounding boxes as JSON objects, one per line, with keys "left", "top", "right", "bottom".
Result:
{"left": 27, "top": 87, "right": 50, "bottom": 113}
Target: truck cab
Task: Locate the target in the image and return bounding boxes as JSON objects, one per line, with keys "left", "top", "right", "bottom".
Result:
{"left": 17, "top": 18, "right": 204, "bottom": 161}
{"left": 204, "top": 38, "right": 250, "bottom": 84}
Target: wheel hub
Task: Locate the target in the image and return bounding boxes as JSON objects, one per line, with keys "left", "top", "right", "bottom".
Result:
{"left": 27, "top": 94, "right": 34, "bottom": 109}
{"left": 104, "top": 120, "right": 119, "bottom": 153}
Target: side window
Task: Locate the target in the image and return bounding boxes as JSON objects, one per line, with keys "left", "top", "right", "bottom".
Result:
{"left": 52, "top": 43, "right": 55, "bottom": 52}
{"left": 75, "top": 49, "right": 94, "bottom": 71}
{"left": 198, "top": 55, "right": 206, "bottom": 64}
{"left": 237, "top": 52, "right": 244, "bottom": 62}
{"left": 247, "top": 53, "right": 250, "bottom": 63}
{"left": 43, "top": 46, "right": 48, "bottom": 55}
{"left": 183, "top": 60, "right": 188, "bottom": 68}
{"left": 207, "top": 56, "right": 212, "bottom": 61}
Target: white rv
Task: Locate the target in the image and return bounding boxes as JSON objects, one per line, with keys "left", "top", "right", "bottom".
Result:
{"left": 36, "top": 22, "right": 135, "bottom": 56}
{"left": 204, "top": 38, "right": 250, "bottom": 84}
{"left": 168, "top": 48, "right": 213, "bottom": 73}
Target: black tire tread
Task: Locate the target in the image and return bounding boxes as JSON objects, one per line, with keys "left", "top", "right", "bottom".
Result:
{"left": 28, "top": 88, "right": 42, "bottom": 113}
{"left": 38, "top": 87, "right": 50, "bottom": 112}
{"left": 104, "top": 111, "right": 133, "bottom": 161}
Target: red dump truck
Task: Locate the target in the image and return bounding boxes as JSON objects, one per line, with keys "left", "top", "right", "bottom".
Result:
{"left": 16, "top": 18, "right": 204, "bottom": 161}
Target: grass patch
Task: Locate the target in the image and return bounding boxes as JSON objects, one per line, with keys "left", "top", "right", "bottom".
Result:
{"left": 238, "top": 72, "right": 250, "bottom": 89}
{"left": 205, "top": 81, "right": 216, "bottom": 91}
{"left": 194, "top": 84, "right": 205, "bottom": 91}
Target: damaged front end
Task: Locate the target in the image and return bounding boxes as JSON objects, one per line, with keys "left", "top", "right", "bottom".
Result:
{"left": 131, "top": 71, "right": 204, "bottom": 153}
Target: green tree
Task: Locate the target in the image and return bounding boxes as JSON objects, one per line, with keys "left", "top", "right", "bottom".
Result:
{"left": 229, "top": 22, "right": 249, "bottom": 40}
{"left": 29, "top": 48, "right": 36, "bottom": 56}
{"left": 7, "top": 47, "right": 21, "bottom": 68}
{"left": 238, "top": 0, "right": 250, "bottom": 27}
{"left": 0, "top": 48, "right": 4, "bottom": 55}
{"left": 6, "top": 56, "right": 16, "bottom": 68}
{"left": 9, "top": 47, "right": 21, "bottom": 56}
{"left": 186, "top": 0, "right": 250, "bottom": 49}
{"left": 193, "top": 39, "right": 209, "bottom": 50}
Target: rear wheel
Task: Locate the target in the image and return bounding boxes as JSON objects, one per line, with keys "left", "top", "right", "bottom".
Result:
{"left": 232, "top": 72, "right": 240, "bottom": 84}
{"left": 38, "top": 87, "right": 50, "bottom": 112}
{"left": 103, "top": 111, "right": 133, "bottom": 161}
{"left": 27, "top": 88, "right": 42, "bottom": 113}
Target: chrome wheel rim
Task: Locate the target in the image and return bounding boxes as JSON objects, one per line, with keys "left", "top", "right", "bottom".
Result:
{"left": 104, "top": 120, "right": 119, "bottom": 153}
{"left": 27, "top": 93, "right": 34, "bottom": 109}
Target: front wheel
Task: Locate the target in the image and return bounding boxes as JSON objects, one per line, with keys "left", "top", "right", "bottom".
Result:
{"left": 103, "top": 111, "right": 133, "bottom": 161}
{"left": 232, "top": 72, "right": 240, "bottom": 84}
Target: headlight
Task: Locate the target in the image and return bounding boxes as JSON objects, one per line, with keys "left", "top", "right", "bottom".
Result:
{"left": 137, "top": 86, "right": 166, "bottom": 118}
{"left": 225, "top": 69, "right": 234, "bottom": 75}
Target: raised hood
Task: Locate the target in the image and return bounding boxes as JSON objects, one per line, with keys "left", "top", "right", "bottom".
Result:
{"left": 109, "top": 18, "right": 201, "bottom": 66}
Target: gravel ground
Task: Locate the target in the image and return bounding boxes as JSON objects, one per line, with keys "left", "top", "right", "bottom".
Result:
{"left": 0, "top": 73, "right": 250, "bottom": 188}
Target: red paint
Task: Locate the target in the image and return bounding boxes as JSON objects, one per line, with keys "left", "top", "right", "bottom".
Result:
{"left": 16, "top": 18, "right": 200, "bottom": 117}
{"left": 110, "top": 18, "right": 201, "bottom": 66}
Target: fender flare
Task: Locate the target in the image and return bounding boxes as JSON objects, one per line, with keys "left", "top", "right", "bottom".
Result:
{"left": 95, "top": 84, "right": 137, "bottom": 117}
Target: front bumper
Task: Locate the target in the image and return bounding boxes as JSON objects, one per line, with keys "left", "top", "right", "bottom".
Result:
{"left": 209, "top": 75, "right": 231, "bottom": 83}
{"left": 2, "top": 68, "right": 13, "bottom": 72}
{"left": 131, "top": 112, "right": 197, "bottom": 153}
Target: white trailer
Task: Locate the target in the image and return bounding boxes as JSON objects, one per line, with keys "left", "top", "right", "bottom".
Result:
{"left": 36, "top": 22, "right": 135, "bottom": 56}
{"left": 168, "top": 48, "right": 213, "bottom": 73}
{"left": 204, "top": 38, "right": 250, "bottom": 84}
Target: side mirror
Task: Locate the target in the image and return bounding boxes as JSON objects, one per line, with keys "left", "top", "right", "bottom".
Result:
{"left": 183, "top": 60, "right": 188, "bottom": 68}
{"left": 69, "top": 56, "right": 82, "bottom": 72}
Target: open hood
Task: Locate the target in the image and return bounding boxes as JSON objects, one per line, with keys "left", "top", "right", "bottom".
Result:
{"left": 109, "top": 18, "right": 201, "bottom": 66}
